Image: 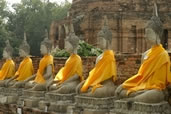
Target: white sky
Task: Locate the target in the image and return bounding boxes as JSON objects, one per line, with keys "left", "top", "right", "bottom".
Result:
{"left": 7, "top": 0, "right": 72, "bottom": 10}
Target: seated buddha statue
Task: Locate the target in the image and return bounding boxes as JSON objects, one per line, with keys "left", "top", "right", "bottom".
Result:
{"left": 115, "top": 3, "right": 171, "bottom": 103}
{"left": 5, "top": 32, "right": 34, "bottom": 88}
{"left": 76, "top": 16, "right": 117, "bottom": 98}
{"left": 15, "top": 29, "right": 54, "bottom": 91}
{"left": 0, "top": 40, "right": 15, "bottom": 87}
{"left": 47, "top": 23, "right": 83, "bottom": 94}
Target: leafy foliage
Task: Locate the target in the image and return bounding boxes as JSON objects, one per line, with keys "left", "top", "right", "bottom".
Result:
{"left": 0, "top": 0, "right": 71, "bottom": 58}
{"left": 53, "top": 41, "right": 103, "bottom": 57}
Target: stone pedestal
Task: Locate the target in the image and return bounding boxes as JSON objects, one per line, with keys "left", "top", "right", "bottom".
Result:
{"left": 110, "top": 100, "right": 171, "bottom": 114}
{"left": 74, "top": 95, "right": 116, "bottom": 114}
{"left": 23, "top": 90, "right": 46, "bottom": 108}
{"left": 0, "top": 87, "right": 22, "bottom": 104}
{"left": 38, "top": 92, "right": 76, "bottom": 113}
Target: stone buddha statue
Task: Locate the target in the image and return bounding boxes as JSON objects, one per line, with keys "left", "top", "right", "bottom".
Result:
{"left": 47, "top": 23, "right": 83, "bottom": 94}
{"left": 0, "top": 40, "right": 15, "bottom": 86}
{"left": 115, "top": 3, "right": 171, "bottom": 103}
{"left": 76, "top": 16, "right": 117, "bottom": 98}
{"left": 5, "top": 32, "right": 34, "bottom": 88}
{"left": 16, "top": 29, "right": 54, "bottom": 91}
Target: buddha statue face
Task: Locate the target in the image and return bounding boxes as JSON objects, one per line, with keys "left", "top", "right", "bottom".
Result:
{"left": 145, "top": 28, "right": 160, "bottom": 45}
{"left": 65, "top": 39, "right": 74, "bottom": 53}
{"left": 98, "top": 36, "right": 107, "bottom": 50}
{"left": 40, "top": 44, "right": 48, "bottom": 55}
{"left": 19, "top": 49, "right": 28, "bottom": 57}
{"left": 3, "top": 50, "right": 10, "bottom": 59}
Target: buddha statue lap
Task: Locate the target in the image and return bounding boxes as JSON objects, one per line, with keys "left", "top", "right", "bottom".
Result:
{"left": 115, "top": 3, "right": 171, "bottom": 103}
{"left": 47, "top": 23, "right": 83, "bottom": 94}
{"left": 5, "top": 32, "right": 34, "bottom": 88}
{"left": 0, "top": 40, "right": 15, "bottom": 87}
{"left": 76, "top": 16, "right": 117, "bottom": 98}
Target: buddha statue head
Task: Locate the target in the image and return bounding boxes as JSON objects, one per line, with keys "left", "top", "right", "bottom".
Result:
{"left": 3, "top": 40, "right": 13, "bottom": 59}
{"left": 64, "top": 23, "right": 79, "bottom": 54}
{"left": 19, "top": 32, "right": 30, "bottom": 57}
{"left": 97, "top": 15, "right": 112, "bottom": 50}
{"left": 145, "top": 3, "right": 163, "bottom": 46}
{"left": 40, "top": 29, "right": 53, "bottom": 55}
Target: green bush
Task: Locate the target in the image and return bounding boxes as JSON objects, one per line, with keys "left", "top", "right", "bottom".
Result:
{"left": 53, "top": 41, "right": 103, "bottom": 57}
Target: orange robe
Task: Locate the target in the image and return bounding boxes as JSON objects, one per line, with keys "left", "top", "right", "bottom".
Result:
{"left": 81, "top": 50, "right": 117, "bottom": 93}
{"left": 123, "top": 44, "right": 171, "bottom": 95}
{"left": 55, "top": 54, "right": 83, "bottom": 83}
{"left": 15, "top": 57, "right": 34, "bottom": 81}
{"left": 34, "top": 54, "right": 54, "bottom": 84}
{"left": 0, "top": 59, "right": 15, "bottom": 80}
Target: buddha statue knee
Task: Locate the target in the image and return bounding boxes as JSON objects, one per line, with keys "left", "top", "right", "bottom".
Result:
{"left": 48, "top": 24, "right": 83, "bottom": 94}
{"left": 5, "top": 32, "right": 34, "bottom": 88}
{"left": 0, "top": 40, "right": 15, "bottom": 87}
{"left": 115, "top": 3, "right": 171, "bottom": 103}
{"left": 77, "top": 16, "right": 117, "bottom": 98}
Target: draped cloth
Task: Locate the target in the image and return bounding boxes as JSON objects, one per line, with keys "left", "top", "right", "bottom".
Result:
{"left": 81, "top": 50, "right": 117, "bottom": 93}
{"left": 0, "top": 59, "right": 15, "bottom": 80}
{"left": 55, "top": 54, "right": 83, "bottom": 83}
{"left": 34, "top": 54, "right": 54, "bottom": 84}
{"left": 123, "top": 44, "right": 171, "bottom": 95}
{"left": 15, "top": 57, "right": 34, "bottom": 81}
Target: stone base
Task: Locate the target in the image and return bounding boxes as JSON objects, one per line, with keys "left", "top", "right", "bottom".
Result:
{"left": 110, "top": 100, "right": 171, "bottom": 114}
{"left": 6, "top": 88, "right": 23, "bottom": 96}
{"left": 75, "top": 95, "right": 115, "bottom": 109}
{"left": 45, "top": 92, "right": 76, "bottom": 102}
{"left": 39, "top": 92, "right": 76, "bottom": 113}
{"left": 0, "top": 96, "right": 18, "bottom": 104}
{"left": 23, "top": 90, "right": 46, "bottom": 108}
{"left": 74, "top": 95, "right": 115, "bottom": 114}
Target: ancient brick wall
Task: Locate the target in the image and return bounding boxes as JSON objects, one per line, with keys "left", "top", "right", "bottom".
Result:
{"left": 50, "top": 0, "right": 171, "bottom": 53}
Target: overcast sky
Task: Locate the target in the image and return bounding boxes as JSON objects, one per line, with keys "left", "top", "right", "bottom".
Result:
{"left": 6, "top": 0, "right": 72, "bottom": 11}
{"left": 6, "top": 0, "right": 72, "bottom": 7}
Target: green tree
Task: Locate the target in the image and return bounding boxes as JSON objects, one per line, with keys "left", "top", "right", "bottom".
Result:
{"left": 6, "top": 0, "right": 71, "bottom": 56}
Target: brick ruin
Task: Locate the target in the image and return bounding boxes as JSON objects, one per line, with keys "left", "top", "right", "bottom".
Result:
{"left": 50, "top": 0, "right": 171, "bottom": 54}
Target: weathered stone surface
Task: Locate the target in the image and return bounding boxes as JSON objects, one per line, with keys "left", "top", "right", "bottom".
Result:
{"left": 110, "top": 100, "right": 171, "bottom": 114}
{"left": 23, "top": 90, "right": 46, "bottom": 108}
{"left": 39, "top": 92, "right": 76, "bottom": 113}
{"left": 75, "top": 95, "right": 115, "bottom": 110}
{"left": 45, "top": 92, "right": 76, "bottom": 102}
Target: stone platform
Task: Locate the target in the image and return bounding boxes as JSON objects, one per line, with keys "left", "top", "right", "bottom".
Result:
{"left": 74, "top": 95, "right": 116, "bottom": 114}
{"left": 38, "top": 92, "right": 76, "bottom": 113}
{"left": 0, "top": 87, "right": 23, "bottom": 104}
{"left": 23, "top": 90, "right": 46, "bottom": 108}
{"left": 110, "top": 100, "right": 171, "bottom": 114}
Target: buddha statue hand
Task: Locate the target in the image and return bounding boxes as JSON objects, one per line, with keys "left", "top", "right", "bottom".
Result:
{"left": 76, "top": 80, "right": 85, "bottom": 94}
{"left": 115, "top": 84, "right": 123, "bottom": 97}
{"left": 4, "top": 80, "right": 10, "bottom": 87}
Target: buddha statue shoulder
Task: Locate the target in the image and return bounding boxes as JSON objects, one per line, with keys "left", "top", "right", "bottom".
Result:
{"left": 115, "top": 3, "right": 171, "bottom": 103}
{"left": 47, "top": 23, "right": 83, "bottom": 94}
{"left": 0, "top": 40, "right": 15, "bottom": 87}
{"left": 76, "top": 16, "right": 117, "bottom": 98}
{"left": 5, "top": 32, "right": 34, "bottom": 88}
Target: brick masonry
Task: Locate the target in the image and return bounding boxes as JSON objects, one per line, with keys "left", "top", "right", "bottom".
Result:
{"left": 50, "top": 0, "right": 171, "bottom": 54}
